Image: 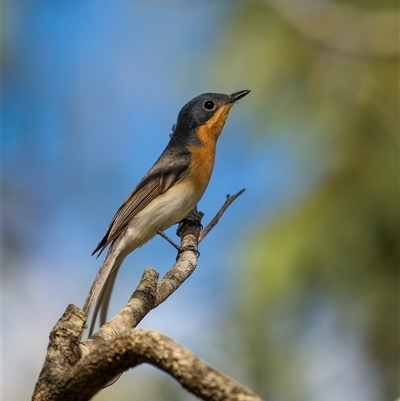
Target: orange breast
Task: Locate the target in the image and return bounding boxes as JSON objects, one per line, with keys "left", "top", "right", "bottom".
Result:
{"left": 187, "top": 143, "right": 216, "bottom": 192}
{"left": 186, "top": 103, "right": 233, "bottom": 193}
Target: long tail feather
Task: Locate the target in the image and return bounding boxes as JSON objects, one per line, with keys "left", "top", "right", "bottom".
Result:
{"left": 83, "top": 245, "right": 124, "bottom": 325}
{"left": 88, "top": 264, "right": 121, "bottom": 336}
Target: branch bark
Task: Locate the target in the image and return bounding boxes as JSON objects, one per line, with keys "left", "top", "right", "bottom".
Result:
{"left": 199, "top": 189, "right": 245, "bottom": 243}
{"left": 33, "top": 191, "right": 260, "bottom": 401}
{"left": 60, "top": 329, "right": 261, "bottom": 401}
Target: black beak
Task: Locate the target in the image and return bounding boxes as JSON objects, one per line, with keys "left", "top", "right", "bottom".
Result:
{"left": 226, "top": 89, "right": 251, "bottom": 104}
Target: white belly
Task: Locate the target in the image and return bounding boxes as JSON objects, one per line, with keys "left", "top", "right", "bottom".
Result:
{"left": 112, "top": 180, "right": 204, "bottom": 256}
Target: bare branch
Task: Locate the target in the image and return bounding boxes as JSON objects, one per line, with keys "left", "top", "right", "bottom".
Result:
{"left": 33, "top": 305, "right": 86, "bottom": 400}
{"left": 33, "top": 193, "right": 256, "bottom": 400}
{"left": 199, "top": 188, "right": 246, "bottom": 243}
{"left": 81, "top": 268, "right": 159, "bottom": 355}
{"left": 155, "top": 207, "right": 202, "bottom": 307}
{"left": 81, "top": 209, "right": 202, "bottom": 352}
{"left": 62, "top": 329, "right": 264, "bottom": 401}
{"left": 81, "top": 195, "right": 245, "bottom": 352}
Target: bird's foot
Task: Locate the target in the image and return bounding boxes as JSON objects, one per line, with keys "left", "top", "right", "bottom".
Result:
{"left": 176, "top": 209, "right": 204, "bottom": 238}
{"left": 177, "top": 245, "right": 200, "bottom": 259}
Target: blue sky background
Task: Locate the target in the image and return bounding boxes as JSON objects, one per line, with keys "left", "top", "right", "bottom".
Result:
{"left": 3, "top": 1, "right": 354, "bottom": 400}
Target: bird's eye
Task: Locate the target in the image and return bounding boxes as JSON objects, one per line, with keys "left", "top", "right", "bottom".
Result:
{"left": 203, "top": 101, "right": 215, "bottom": 110}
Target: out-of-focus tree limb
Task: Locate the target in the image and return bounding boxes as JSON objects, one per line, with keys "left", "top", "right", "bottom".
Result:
{"left": 258, "top": 0, "right": 399, "bottom": 56}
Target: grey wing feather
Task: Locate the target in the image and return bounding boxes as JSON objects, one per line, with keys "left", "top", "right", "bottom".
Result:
{"left": 92, "top": 150, "right": 191, "bottom": 256}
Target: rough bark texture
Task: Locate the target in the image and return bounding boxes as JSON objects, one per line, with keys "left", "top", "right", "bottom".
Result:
{"left": 32, "top": 191, "right": 263, "bottom": 401}
{"left": 33, "top": 304, "right": 86, "bottom": 400}
{"left": 70, "top": 329, "right": 261, "bottom": 401}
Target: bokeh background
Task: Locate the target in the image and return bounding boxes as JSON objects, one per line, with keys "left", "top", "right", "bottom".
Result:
{"left": 3, "top": 1, "right": 399, "bottom": 400}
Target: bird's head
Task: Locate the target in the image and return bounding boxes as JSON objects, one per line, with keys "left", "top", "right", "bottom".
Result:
{"left": 173, "top": 90, "right": 250, "bottom": 144}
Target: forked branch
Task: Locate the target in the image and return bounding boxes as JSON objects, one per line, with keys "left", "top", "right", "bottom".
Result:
{"left": 32, "top": 190, "right": 261, "bottom": 401}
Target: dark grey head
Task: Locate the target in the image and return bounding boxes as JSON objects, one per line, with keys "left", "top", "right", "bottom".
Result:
{"left": 175, "top": 90, "right": 250, "bottom": 131}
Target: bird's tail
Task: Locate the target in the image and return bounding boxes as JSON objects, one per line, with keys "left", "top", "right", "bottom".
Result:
{"left": 83, "top": 246, "right": 125, "bottom": 335}
{"left": 88, "top": 263, "right": 121, "bottom": 336}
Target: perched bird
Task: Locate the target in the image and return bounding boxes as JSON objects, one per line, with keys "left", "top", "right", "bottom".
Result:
{"left": 84, "top": 89, "right": 250, "bottom": 333}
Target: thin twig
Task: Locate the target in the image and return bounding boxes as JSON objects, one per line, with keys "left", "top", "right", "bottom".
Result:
{"left": 199, "top": 188, "right": 246, "bottom": 243}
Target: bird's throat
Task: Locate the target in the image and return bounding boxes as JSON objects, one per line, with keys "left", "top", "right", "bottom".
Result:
{"left": 196, "top": 104, "right": 233, "bottom": 143}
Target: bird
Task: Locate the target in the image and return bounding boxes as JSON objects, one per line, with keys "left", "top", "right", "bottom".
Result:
{"left": 83, "top": 89, "right": 251, "bottom": 334}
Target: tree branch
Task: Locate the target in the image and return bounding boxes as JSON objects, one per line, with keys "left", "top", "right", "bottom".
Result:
{"left": 81, "top": 268, "right": 159, "bottom": 354}
{"left": 33, "top": 194, "right": 261, "bottom": 400}
{"left": 260, "top": 0, "right": 399, "bottom": 57}
{"left": 155, "top": 207, "right": 202, "bottom": 307}
{"left": 199, "top": 188, "right": 246, "bottom": 243}
{"left": 80, "top": 207, "right": 202, "bottom": 354}
{"left": 58, "top": 329, "right": 263, "bottom": 401}
{"left": 33, "top": 304, "right": 86, "bottom": 400}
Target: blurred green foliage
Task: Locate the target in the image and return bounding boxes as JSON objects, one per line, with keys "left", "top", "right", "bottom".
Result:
{"left": 212, "top": 1, "right": 398, "bottom": 400}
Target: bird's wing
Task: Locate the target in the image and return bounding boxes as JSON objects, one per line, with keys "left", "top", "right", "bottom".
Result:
{"left": 92, "top": 151, "right": 190, "bottom": 256}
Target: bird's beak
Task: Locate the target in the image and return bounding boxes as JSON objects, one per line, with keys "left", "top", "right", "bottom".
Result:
{"left": 225, "top": 89, "right": 251, "bottom": 104}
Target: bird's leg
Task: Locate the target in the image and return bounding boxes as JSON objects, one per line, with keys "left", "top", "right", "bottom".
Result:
{"left": 158, "top": 229, "right": 200, "bottom": 259}
{"left": 157, "top": 230, "right": 181, "bottom": 251}
{"left": 158, "top": 207, "right": 203, "bottom": 256}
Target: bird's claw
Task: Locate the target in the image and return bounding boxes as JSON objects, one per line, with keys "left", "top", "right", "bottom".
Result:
{"left": 176, "top": 209, "right": 204, "bottom": 237}
{"left": 176, "top": 245, "right": 200, "bottom": 260}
